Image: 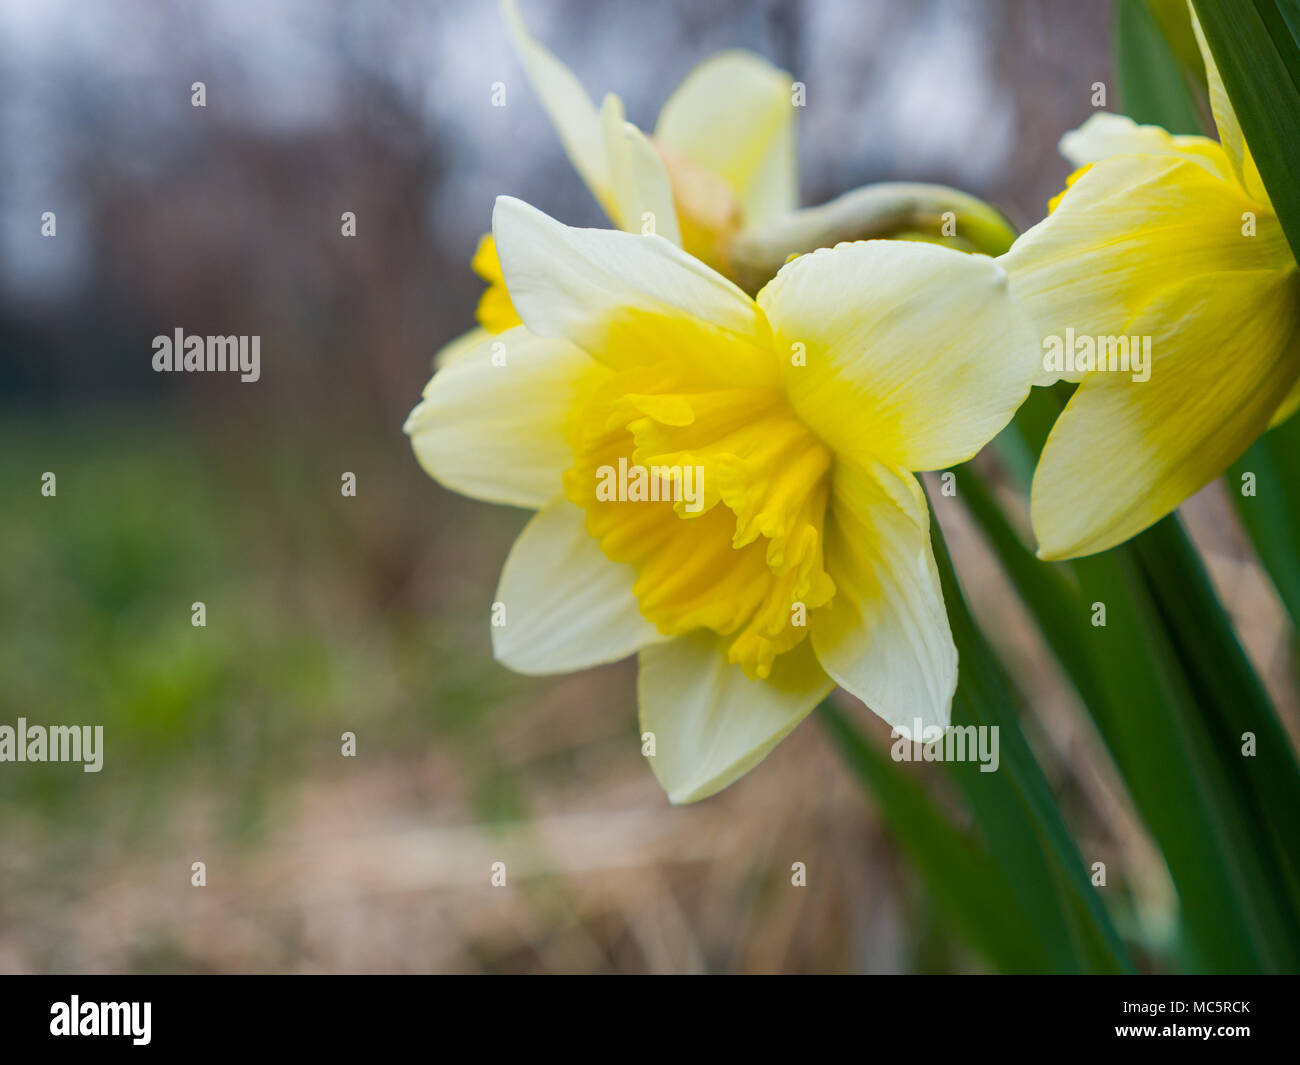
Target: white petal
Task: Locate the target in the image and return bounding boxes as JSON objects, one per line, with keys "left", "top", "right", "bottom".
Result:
{"left": 432, "top": 326, "right": 493, "bottom": 369}
{"left": 404, "top": 326, "right": 600, "bottom": 509}
{"left": 638, "top": 633, "right": 832, "bottom": 804}
{"left": 655, "top": 50, "right": 798, "bottom": 226}
{"left": 492, "top": 195, "right": 774, "bottom": 384}
{"left": 759, "top": 239, "right": 1038, "bottom": 471}
{"left": 811, "top": 458, "right": 956, "bottom": 739}
{"left": 601, "top": 94, "right": 681, "bottom": 245}
{"left": 1059, "top": 111, "right": 1232, "bottom": 181}
{"left": 494, "top": 498, "right": 665, "bottom": 674}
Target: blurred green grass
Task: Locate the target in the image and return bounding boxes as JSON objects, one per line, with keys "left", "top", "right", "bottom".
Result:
{"left": 0, "top": 417, "right": 904, "bottom": 973}
{"left": 0, "top": 412, "right": 534, "bottom": 839}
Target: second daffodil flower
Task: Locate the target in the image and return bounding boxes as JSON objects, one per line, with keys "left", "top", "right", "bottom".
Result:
{"left": 489, "top": 0, "right": 797, "bottom": 282}
{"left": 1002, "top": 13, "right": 1300, "bottom": 560}
{"left": 406, "top": 197, "right": 1038, "bottom": 802}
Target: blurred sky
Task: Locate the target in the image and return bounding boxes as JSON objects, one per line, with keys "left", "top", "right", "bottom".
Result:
{"left": 0, "top": 0, "right": 1109, "bottom": 409}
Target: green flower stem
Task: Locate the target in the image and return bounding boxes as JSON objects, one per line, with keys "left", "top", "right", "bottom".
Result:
{"left": 726, "top": 183, "right": 1017, "bottom": 295}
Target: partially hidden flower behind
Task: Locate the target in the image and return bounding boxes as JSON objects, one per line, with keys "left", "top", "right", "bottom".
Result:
{"left": 435, "top": 0, "right": 798, "bottom": 388}
{"left": 1001, "top": 12, "right": 1300, "bottom": 560}
{"left": 456, "top": 0, "right": 800, "bottom": 350}
{"left": 500, "top": 0, "right": 797, "bottom": 273}
{"left": 405, "top": 196, "right": 1038, "bottom": 803}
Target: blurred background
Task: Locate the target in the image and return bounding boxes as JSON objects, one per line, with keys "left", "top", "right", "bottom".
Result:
{"left": 1, "top": 0, "right": 1293, "bottom": 973}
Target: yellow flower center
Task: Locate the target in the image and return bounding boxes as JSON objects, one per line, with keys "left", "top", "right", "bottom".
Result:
{"left": 562, "top": 316, "right": 835, "bottom": 679}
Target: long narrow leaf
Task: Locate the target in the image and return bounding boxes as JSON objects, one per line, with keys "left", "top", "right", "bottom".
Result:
{"left": 929, "top": 502, "right": 1133, "bottom": 974}
{"left": 821, "top": 703, "right": 1054, "bottom": 973}
{"left": 974, "top": 384, "right": 1300, "bottom": 970}
{"left": 1192, "top": 0, "right": 1300, "bottom": 258}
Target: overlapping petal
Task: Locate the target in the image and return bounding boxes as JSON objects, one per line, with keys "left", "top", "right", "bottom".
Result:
{"left": 600, "top": 94, "right": 681, "bottom": 245}
{"left": 471, "top": 234, "right": 523, "bottom": 334}
{"left": 654, "top": 49, "right": 798, "bottom": 227}
{"left": 1003, "top": 153, "right": 1290, "bottom": 385}
{"left": 405, "top": 325, "right": 600, "bottom": 508}
{"left": 1058, "top": 111, "right": 1231, "bottom": 181}
{"left": 1190, "top": 6, "right": 1267, "bottom": 203}
{"left": 809, "top": 458, "right": 956, "bottom": 738}
{"left": 492, "top": 196, "right": 774, "bottom": 384}
{"left": 759, "top": 239, "right": 1039, "bottom": 470}
{"left": 1031, "top": 268, "right": 1300, "bottom": 559}
{"left": 494, "top": 498, "right": 667, "bottom": 674}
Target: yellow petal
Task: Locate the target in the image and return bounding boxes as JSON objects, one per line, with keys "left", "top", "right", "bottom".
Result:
{"left": 637, "top": 632, "right": 832, "bottom": 803}
{"left": 810, "top": 458, "right": 956, "bottom": 738}
{"left": 500, "top": 0, "right": 615, "bottom": 215}
{"left": 404, "top": 325, "right": 600, "bottom": 509}
{"left": 493, "top": 498, "right": 667, "bottom": 674}
{"left": 758, "top": 238, "right": 1039, "bottom": 471}
{"left": 654, "top": 50, "right": 798, "bottom": 227}
{"left": 1003, "top": 153, "right": 1290, "bottom": 385}
{"left": 471, "top": 233, "right": 522, "bottom": 334}
{"left": 491, "top": 195, "right": 774, "bottom": 385}
{"left": 1031, "top": 267, "right": 1300, "bottom": 559}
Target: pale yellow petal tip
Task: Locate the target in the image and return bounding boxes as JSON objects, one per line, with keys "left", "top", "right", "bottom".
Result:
{"left": 1032, "top": 529, "right": 1085, "bottom": 562}
{"left": 664, "top": 773, "right": 730, "bottom": 805}
{"left": 400, "top": 401, "right": 425, "bottom": 438}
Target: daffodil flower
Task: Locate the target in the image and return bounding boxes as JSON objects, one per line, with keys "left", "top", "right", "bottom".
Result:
{"left": 439, "top": 1, "right": 797, "bottom": 362}
{"left": 500, "top": 0, "right": 796, "bottom": 274}
{"left": 405, "top": 196, "right": 1037, "bottom": 802}
{"left": 1002, "top": 14, "right": 1300, "bottom": 560}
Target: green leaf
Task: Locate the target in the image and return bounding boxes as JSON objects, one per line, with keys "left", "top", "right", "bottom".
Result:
{"left": 927, "top": 508, "right": 1133, "bottom": 974}
{"left": 823, "top": 477, "right": 1132, "bottom": 972}
{"left": 1188, "top": 0, "right": 1300, "bottom": 698}
{"left": 1131, "top": 518, "right": 1300, "bottom": 957}
{"left": 821, "top": 703, "right": 1053, "bottom": 972}
{"left": 970, "top": 385, "right": 1300, "bottom": 970}
{"left": 1229, "top": 419, "right": 1300, "bottom": 626}
{"left": 1192, "top": 0, "right": 1300, "bottom": 259}
{"left": 1115, "top": 0, "right": 1205, "bottom": 133}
